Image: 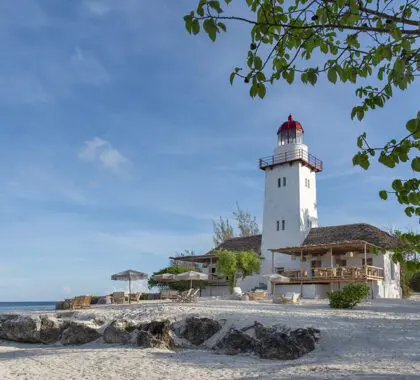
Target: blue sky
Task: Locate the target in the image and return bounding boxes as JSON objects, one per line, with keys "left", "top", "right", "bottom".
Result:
{"left": 0, "top": 1, "right": 418, "bottom": 301}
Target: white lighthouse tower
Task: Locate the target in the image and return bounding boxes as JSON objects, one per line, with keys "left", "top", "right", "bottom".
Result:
{"left": 259, "top": 115, "right": 323, "bottom": 275}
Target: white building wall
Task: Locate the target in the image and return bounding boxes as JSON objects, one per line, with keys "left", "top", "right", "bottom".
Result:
{"left": 260, "top": 142, "right": 319, "bottom": 276}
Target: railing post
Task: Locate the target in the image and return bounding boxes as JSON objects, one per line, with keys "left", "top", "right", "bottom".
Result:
{"left": 300, "top": 250, "right": 303, "bottom": 297}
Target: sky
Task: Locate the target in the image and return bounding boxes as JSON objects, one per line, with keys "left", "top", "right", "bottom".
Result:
{"left": 0, "top": 1, "right": 418, "bottom": 301}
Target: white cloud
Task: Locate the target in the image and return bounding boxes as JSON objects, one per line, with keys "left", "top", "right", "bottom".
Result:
{"left": 79, "top": 137, "right": 130, "bottom": 171}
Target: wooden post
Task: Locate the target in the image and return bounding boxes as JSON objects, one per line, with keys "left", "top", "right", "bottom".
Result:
{"left": 300, "top": 250, "right": 303, "bottom": 297}
{"left": 210, "top": 256, "right": 213, "bottom": 297}
{"left": 364, "top": 243, "right": 368, "bottom": 284}
{"left": 271, "top": 251, "right": 275, "bottom": 273}
{"left": 330, "top": 248, "right": 333, "bottom": 293}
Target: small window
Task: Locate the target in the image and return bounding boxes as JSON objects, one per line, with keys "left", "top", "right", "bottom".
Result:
{"left": 283, "top": 177, "right": 286, "bottom": 186}
{"left": 391, "top": 262, "right": 395, "bottom": 280}
{"left": 362, "top": 258, "right": 373, "bottom": 266}
{"left": 276, "top": 267, "right": 285, "bottom": 275}
{"left": 276, "top": 221, "right": 280, "bottom": 231}
{"left": 308, "top": 179, "right": 310, "bottom": 188}
{"left": 307, "top": 219, "right": 311, "bottom": 228}
{"left": 305, "top": 178, "right": 307, "bottom": 187}
{"left": 211, "top": 267, "right": 216, "bottom": 273}
{"left": 278, "top": 178, "right": 281, "bottom": 188}
{"left": 282, "top": 220, "right": 285, "bottom": 230}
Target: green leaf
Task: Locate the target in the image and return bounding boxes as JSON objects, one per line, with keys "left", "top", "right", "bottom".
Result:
{"left": 379, "top": 190, "right": 388, "bottom": 200}
{"left": 412, "top": 157, "right": 420, "bottom": 172}
{"left": 203, "top": 19, "right": 218, "bottom": 42}
{"left": 229, "top": 72, "right": 235, "bottom": 85}
{"left": 406, "top": 119, "right": 419, "bottom": 133}
{"left": 327, "top": 67, "right": 337, "bottom": 84}
{"left": 258, "top": 84, "right": 266, "bottom": 99}
{"left": 218, "top": 22, "right": 227, "bottom": 32}
{"left": 254, "top": 56, "right": 263, "bottom": 70}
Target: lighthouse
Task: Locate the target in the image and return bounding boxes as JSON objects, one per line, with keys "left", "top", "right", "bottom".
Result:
{"left": 259, "top": 115, "right": 323, "bottom": 274}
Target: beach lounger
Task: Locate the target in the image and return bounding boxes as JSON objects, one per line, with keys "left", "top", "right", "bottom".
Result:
{"left": 112, "top": 292, "right": 128, "bottom": 304}
{"left": 160, "top": 290, "right": 179, "bottom": 300}
{"left": 172, "top": 288, "right": 199, "bottom": 303}
{"left": 273, "top": 292, "right": 300, "bottom": 304}
{"left": 129, "top": 292, "right": 142, "bottom": 303}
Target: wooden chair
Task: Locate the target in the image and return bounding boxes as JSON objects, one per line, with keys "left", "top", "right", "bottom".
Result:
{"left": 112, "top": 292, "right": 128, "bottom": 304}
{"left": 129, "top": 292, "right": 142, "bottom": 303}
{"left": 273, "top": 292, "right": 300, "bottom": 304}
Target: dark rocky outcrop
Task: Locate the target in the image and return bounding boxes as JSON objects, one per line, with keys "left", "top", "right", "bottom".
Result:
{"left": 182, "top": 317, "right": 222, "bottom": 346}
{"left": 103, "top": 319, "right": 136, "bottom": 344}
{"left": 136, "top": 320, "right": 174, "bottom": 349}
{"left": 216, "top": 322, "right": 320, "bottom": 360}
{"left": 60, "top": 322, "right": 101, "bottom": 345}
{"left": 256, "top": 327, "right": 320, "bottom": 360}
{"left": 215, "top": 328, "right": 256, "bottom": 355}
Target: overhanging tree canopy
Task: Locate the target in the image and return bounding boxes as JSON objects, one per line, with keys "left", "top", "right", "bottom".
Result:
{"left": 184, "top": 0, "right": 419, "bottom": 224}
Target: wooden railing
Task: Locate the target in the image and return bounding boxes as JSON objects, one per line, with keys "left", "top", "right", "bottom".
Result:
{"left": 259, "top": 149, "right": 323, "bottom": 172}
{"left": 279, "top": 265, "right": 384, "bottom": 282}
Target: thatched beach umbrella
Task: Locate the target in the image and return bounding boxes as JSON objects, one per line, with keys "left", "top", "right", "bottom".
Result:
{"left": 174, "top": 271, "right": 208, "bottom": 289}
{"left": 152, "top": 273, "right": 177, "bottom": 283}
{"left": 111, "top": 270, "right": 148, "bottom": 304}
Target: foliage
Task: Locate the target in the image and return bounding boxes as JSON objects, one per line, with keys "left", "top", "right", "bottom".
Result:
{"left": 216, "top": 248, "right": 260, "bottom": 291}
{"left": 148, "top": 266, "right": 207, "bottom": 291}
{"left": 90, "top": 296, "right": 101, "bottom": 305}
{"left": 237, "top": 249, "right": 261, "bottom": 277}
{"left": 409, "top": 272, "right": 420, "bottom": 292}
{"left": 213, "top": 216, "right": 235, "bottom": 246}
{"left": 170, "top": 249, "right": 199, "bottom": 269}
{"left": 233, "top": 202, "right": 260, "bottom": 237}
{"left": 184, "top": 0, "right": 420, "bottom": 224}
{"left": 213, "top": 203, "right": 260, "bottom": 246}
{"left": 328, "top": 283, "right": 370, "bottom": 309}
{"left": 400, "top": 263, "right": 414, "bottom": 298}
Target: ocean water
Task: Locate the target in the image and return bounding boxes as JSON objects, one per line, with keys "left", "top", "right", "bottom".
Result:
{"left": 0, "top": 301, "right": 56, "bottom": 314}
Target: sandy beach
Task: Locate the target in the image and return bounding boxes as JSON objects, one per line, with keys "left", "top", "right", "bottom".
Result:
{"left": 1, "top": 297, "right": 420, "bottom": 379}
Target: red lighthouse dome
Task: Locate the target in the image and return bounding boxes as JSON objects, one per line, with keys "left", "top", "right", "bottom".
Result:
{"left": 277, "top": 114, "right": 304, "bottom": 145}
{"left": 277, "top": 114, "right": 304, "bottom": 135}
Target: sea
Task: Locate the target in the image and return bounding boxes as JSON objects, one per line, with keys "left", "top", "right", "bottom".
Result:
{"left": 0, "top": 301, "right": 56, "bottom": 314}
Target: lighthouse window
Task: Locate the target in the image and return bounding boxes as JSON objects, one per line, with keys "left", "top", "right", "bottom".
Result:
{"left": 282, "top": 220, "right": 285, "bottom": 230}
{"left": 308, "top": 179, "right": 310, "bottom": 188}
{"left": 278, "top": 178, "right": 281, "bottom": 188}
{"left": 305, "top": 178, "right": 307, "bottom": 187}
{"left": 276, "top": 221, "right": 280, "bottom": 231}
{"left": 283, "top": 177, "right": 286, "bottom": 186}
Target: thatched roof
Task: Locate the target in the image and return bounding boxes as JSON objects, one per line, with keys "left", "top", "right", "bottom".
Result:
{"left": 271, "top": 223, "right": 400, "bottom": 255}
{"left": 171, "top": 235, "right": 262, "bottom": 263}
{"left": 207, "top": 234, "right": 262, "bottom": 256}
{"left": 302, "top": 223, "right": 398, "bottom": 248}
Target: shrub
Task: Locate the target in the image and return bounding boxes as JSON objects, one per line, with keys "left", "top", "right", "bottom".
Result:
{"left": 328, "top": 283, "right": 370, "bottom": 309}
{"left": 409, "top": 272, "right": 420, "bottom": 292}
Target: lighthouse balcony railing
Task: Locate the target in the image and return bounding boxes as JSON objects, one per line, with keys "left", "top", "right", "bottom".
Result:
{"left": 259, "top": 149, "right": 323, "bottom": 172}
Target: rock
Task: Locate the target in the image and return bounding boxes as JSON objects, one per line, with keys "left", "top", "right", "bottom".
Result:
{"left": 60, "top": 322, "right": 101, "bottom": 345}
{"left": 256, "top": 327, "right": 320, "bottom": 360}
{"left": 103, "top": 319, "right": 136, "bottom": 344}
{"left": 182, "top": 317, "right": 222, "bottom": 346}
{"left": 39, "top": 317, "right": 65, "bottom": 343}
{"left": 136, "top": 320, "right": 174, "bottom": 349}
{"left": 0, "top": 315, "right": 65, "bottom": 344}
{"left": 241, "top": 294, "right": 250, "bottom": 301}
{"left": 215, "top": 328, "right": 256, "bottom": 355}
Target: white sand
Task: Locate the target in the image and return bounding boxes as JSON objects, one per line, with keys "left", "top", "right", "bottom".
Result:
{"left": 1, "top": 297, "right": 420, "bottom": 379}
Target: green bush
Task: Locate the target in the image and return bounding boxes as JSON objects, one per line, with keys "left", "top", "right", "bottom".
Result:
{"left": 410, "top": 272, "right": 420, "bottom": 292}
{"left": 328, "top": 283, "right": 370, "bottom": 309}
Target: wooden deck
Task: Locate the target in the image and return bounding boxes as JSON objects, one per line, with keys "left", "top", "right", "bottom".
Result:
{"left": 272, "top": 265, "right": 384, "bottom": 285}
